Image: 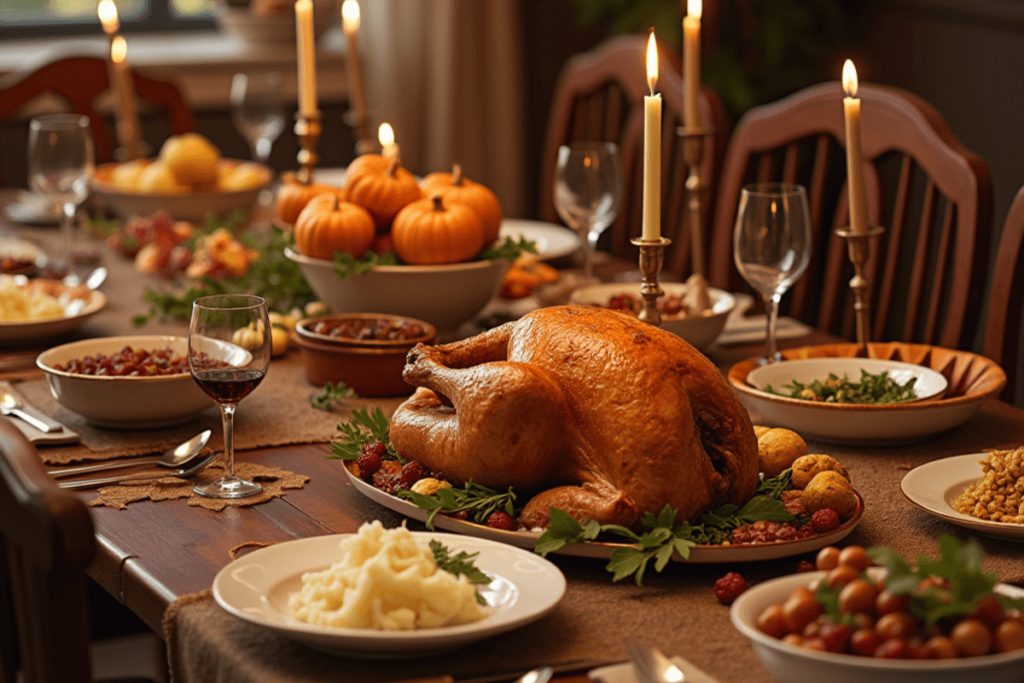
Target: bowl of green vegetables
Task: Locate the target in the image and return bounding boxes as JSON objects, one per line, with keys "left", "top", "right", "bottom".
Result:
{"left": 748, "top": 358, "right": 948, "bottom": 405}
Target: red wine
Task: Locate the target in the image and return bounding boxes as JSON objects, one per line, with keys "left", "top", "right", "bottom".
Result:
{"left": 192, "top": 368, "right": 265, "bottom": 404}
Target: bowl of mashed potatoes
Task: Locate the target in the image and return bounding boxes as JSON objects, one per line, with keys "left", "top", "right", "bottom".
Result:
{"left": 0, "top": 276, "right": 106, "bottom": 344}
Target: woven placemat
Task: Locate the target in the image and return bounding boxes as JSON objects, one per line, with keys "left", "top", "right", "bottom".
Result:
{"left": 87, "top": 460, "right": 309, "bottom": 511}
{"left": 16, "top": 353, "right": 405, "bottom": 465}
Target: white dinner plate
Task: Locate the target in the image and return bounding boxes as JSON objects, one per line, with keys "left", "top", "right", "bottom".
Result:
{"left": 341, "top": 463, "right": 863, "bottom": 563}
{"left": 0, "top": 280, "right": 107, "bottom": 344}
{"left": 900, "top": 453, "right": 1024, "bottom": 542}
{"left": 0, "top": 238, "right": 47, "bottom": 274}
{"left": 212, "top": 531, "right": 566, "bottom": 658}
{"left": 499, "top": 219, "right": 581, "bottom": 261}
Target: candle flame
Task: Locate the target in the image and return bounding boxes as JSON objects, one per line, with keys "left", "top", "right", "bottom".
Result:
{"left": 342, "top": 0, "right": 360, "bottom": 33}
{"left": 646, "top": 31, "right": 659, "bottom": 94}
{"left": 842, "top": 59, "right": 858, "bottom": 98}
{"left": 111, "top": 35, "right": 127, "bottom": 64}
{"left": 688, "top": 0, "right": 702, "bottom": 19}
{"left": 378, "top": 122, "right": 395, "bottom": 147}
{"left": 664, "top": 665, "right": 685, "bottom": 683}
{"left": 98, "top": 0, "right": 119, "bottom": 33}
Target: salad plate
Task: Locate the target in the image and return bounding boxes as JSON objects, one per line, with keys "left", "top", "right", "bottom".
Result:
{"left": 341, "top": 463, "right": 864, "bottom": 564}
{"left": 900, "top": 453, "right": 1024, "bottom": 542}
{"left": 213, "top": 531, "right": 566, "bottom": 657}
{"left": 499, "top": 219, "right": 581, "bottom": 261}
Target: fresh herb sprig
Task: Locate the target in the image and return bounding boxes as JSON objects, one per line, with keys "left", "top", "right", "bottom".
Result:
{"left": 309, "top": 381, "right": 357, "bottom": 410}
{"left": 768, "top": 369, "right": 918, "bottom": 405}
{"left": 430, "top": 540, "right": 491, "bottom": 606}
{"left": 400, "top": 482, "right": 516, "bottom": 530}
{"left": 330, "top": 407, "right": 403, "bottom": 463}
{"left": 333, "top": 250, "right": 399, "bottom": 280}
{"left": 868, "top": 535, "right": 1024, "bottom": 626}
{"left": 481, "top": 236, "right": 538, "bottom": 261}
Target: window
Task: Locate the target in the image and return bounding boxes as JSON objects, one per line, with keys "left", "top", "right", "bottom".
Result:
{"left": 0, "top": 0, "right": 216, "bottom": 36}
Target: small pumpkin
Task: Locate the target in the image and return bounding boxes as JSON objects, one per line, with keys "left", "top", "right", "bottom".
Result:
{"left": 392, "top": 194, "right": 484, "bottom": 265}
{"left": 344, "top": 154, "right": 422, "bottom": 224}
{"left": 420, "top": 163, "right": 503, "bottom": 246}
{"left": 294, "top": 193, "right": 375, "bottom": 260}
{"left": 276, "top": 173, "right": 345, "bottom": 226}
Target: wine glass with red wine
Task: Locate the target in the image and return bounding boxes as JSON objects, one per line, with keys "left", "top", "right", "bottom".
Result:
{"left": 188, "top": 294, "right": 271, "bottom": 499}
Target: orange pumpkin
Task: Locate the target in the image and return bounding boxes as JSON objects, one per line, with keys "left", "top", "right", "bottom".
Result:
{"left": 392, "top": 195, "right": 484, "bottom": 265}
{"left": 276, "top": 173, "right": 346, "bottom": 226}
{"left": 420, "top": 163, "right": 503, "bottom": 246}
{"left": 294, "top": 193, "right": 375, "bottom": 260}
{"left": 344, "top": 155, "right": 422, "bottom": 224}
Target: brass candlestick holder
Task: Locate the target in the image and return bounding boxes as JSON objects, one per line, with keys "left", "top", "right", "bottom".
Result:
{"left": 294, "top": 111, "right": 322, "bottom": 184}
{"left": 630, "top": 236, "right": 672, "bottom": 326}
{"left": 343, "top": 110, "right": 375, "bottom": 156}
{"left": 836, "top": 225, "right": 885, "bottom": 352}
{"left": 677, "top": 125, "right": 715, "bottom": 278}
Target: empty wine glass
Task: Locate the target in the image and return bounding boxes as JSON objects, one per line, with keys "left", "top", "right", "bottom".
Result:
{"left": 189, "top": 295, "right": 272, "bottom": 499}
{"left": 28, "top": 114, "right": 95, "bottom": 274}
{"left": 230, "top": 72, "right": 286, "bottom": 165}
{"left": 554, "top": 142, "right": 623, "bottom": 282}
{"left": 733, "top": 183, "right": 812, "bottom": 364}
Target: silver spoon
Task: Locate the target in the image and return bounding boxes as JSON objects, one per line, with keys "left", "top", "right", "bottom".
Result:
{"left": 62, "top": 266, "right": 107, "bottom": 290}
{"left": 48, "top": 430, "right": 212, "bottom": 478}
{"left": 58, "top": 451, "right": 219, "bottom": 490}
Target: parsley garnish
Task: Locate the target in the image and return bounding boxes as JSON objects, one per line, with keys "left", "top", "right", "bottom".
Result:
{"left": 332, "top": 250, "right": 399, "bottom": 280}
{"left": 768, "top": 369, "right": 918, "bottom": 404}
{"left": 329, "top": 407, "right": 403, "bottom": 463}
{"left": 400, "top": 482, "right": 517, "bottom": 530}
{"left": 481, "top": 236, "right": 538, "bottom": 261}
{"left": 309, "top": 381, "right": 357, "bottom": 410}
{"left": 430, "top": 540, "right": 491, "bottom": 606}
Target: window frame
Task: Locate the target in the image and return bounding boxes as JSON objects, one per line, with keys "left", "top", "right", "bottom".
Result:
{"left": 0, "top": 0, "right": 217, "bottom": 39}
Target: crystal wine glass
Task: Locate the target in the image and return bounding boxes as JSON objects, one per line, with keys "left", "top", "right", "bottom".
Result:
{"left": 733, "top": 182, "right": 812, "bottom": 364}
{"left": 189, "top": 295, "right": 272, "bottom": 499}
{"left": 553, "top": 142, "right": 623, "bottom": 282}
{"left": 230, "top": 72, "right": 286, "bottom": 165}
{"left": 28, "top": 114, "right": 95, "bottom": 275}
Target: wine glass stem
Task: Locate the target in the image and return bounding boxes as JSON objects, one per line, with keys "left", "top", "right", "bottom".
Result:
{"left": 764, "top": 293, "right": 781, "bottom": 363}
{"left": 254, "top": 138, "right": 271, "bottom": 164}
{"left": 61, "top": 202, "right": 75, "bottom": 271}
{"left": 220, "top": 402, "right": 237, "bottom": 478}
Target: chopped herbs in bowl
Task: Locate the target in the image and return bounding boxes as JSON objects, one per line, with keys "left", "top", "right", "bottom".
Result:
{"left": 768, "top": 370, "right": 919, "bottom": 404}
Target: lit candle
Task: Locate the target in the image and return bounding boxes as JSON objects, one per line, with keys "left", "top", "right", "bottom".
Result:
{"left": 98, "top": 0, "right": 119, "bottom": 37}
{"left": 842, "top": 59, "right": 868, "bottom": 234}
{"left": 295, "top": 0, "right": 318, "bottom": 116}
{"left": 110, "top": 36, "right": 141, "bottom": 160}
{"left": 378, "top": 123, "right": 398, "bottom": 160}
{"left": 642, "top": 31, "right": 662, "bottom": 241}
{"left": 342, "top": 0, "right": 369, "bottom": 132}
{"left": 683, "top": 0, "right": 702, "bottom": 128}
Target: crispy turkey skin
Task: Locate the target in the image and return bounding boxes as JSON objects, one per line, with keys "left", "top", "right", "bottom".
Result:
{"left": 389, "top": 306, "right": 759, "bottom": 529}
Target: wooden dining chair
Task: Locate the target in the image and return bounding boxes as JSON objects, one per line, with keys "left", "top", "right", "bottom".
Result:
{"left": 984, "top": 185, "right": 1024, "bottom": 405}
{"left": 0, "top": 53, "right": 194, "bottom": 169}
{"left": 707, "top": 82, "right": 993, "bottom": 350}
{"left": 539, "top": 34, "right": 728, "bottom": 277}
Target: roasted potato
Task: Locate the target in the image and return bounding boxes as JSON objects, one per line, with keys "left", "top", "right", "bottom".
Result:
{"left": 801, "top": 470, "right": 857, "bottom": 517}
{"left": 757, "top": 428, "right": 809, "bottom": 478}
{"left": 753, "top": 425, "right": 772, "bottom": 439}
{"left": 791, "top": 454, "right": 850, "bottom": 490}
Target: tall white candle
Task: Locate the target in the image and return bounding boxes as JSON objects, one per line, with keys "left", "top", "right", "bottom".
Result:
{"left": 295, "top": 0, "right": 318, "bottom": 116}
{"left": 683, "top": 0, "right": 702, "bottom": 128}
{"left": 842, "top": 59, "right": 868, "bottom": 234}
{"left": 342, "top": 0, "right": 368, "bottom": 126}
{"left": 110, "top": 36, "right": 141, "bottom": 160}
{"left": 378, "top": 123, "right": 398, "bottom": 160}
{"left": 642, "top": 32, "right": 662, "bottom": 242}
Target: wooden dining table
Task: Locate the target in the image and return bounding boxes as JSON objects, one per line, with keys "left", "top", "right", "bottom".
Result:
{"left": 3, "top": 191, "right": 1024, "bottom": 683}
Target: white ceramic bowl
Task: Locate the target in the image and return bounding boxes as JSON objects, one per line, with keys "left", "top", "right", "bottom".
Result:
{"left": 285, "top": 248, "right": 510, "bottom": 335}
{"left": 0, "top": 283, "right": 106, "bottom": 345}
{"left": 731, "top": 568, "right": 1024, "bottom": 683}
{"left": 90, "top": 160, "right": 272, "bottom": 222}
{"left": 569, "top": 282, "right": 735, "bottom": 350}
{"left": 215, "top": 1, "right": 339, "bottom": 43}
{"left": 747, "top": 358, "right": 948, "bottom": 403}
{"left": 36, "top": 335, "right": 214, "bottom": 429}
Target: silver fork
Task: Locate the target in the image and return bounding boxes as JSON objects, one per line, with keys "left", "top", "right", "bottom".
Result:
{"left": 627, "top": 643, "right": 685, "bottom": 683}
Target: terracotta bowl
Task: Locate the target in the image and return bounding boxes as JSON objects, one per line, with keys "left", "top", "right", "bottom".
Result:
{"left": 292, "top": 313, "right": 436, "bottom": 396}
{"left": 728, "top": 342, "right": 1006, "bottom": 445}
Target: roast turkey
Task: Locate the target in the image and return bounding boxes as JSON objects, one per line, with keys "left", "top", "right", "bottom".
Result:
{"left": 390, "top": 306, "right": 759, "bottom": 529}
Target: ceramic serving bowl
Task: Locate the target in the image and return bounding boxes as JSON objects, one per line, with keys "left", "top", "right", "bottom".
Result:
{"left": 731, "top": 568, "right": 1024, "bottom": 683}
{"left": 729, "top": 343, "right": 1006, "bottom": 445}
{"left": 90, "top": 160, "right": 272, "bottom": 221}
{"left": 215, "top": 0, "right": 339, "bottom": 44}
{"left": 36, "top": 335, "right": 216, "bottom": 429}
{"left": 0, "top": 279, "right": 106, "bottom": 345}
{"left": 747, "top": 357, "right": 949, "bottom": 403}
{"left": 293, "top": 313, "right": 436, "bottom": 396}
{"left": 569, "top": 282, "right": 735, "bottom": 350}
{"left": 285, "top": 248, "right": 509, "bottom": 336}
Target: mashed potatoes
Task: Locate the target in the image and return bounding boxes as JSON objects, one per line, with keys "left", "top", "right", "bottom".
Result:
{"left": 0, "top": 276, "right": 66, "bottom": 321}
{"left": 288, "top": 522, "right": 487, "bottom": 631}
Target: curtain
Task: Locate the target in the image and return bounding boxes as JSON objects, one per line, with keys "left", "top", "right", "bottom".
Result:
{"left": 360, "top": 0, "right": 526, "bottom": 217}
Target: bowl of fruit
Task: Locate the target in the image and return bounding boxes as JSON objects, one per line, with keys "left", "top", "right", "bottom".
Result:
{"left": 280, "top": 159, "right": 516, "bottom": 335}
{"left": 90, "top": 133, "right": 272, "bottom": 221}
{"left": 731, "top": 536, "right": 1024, "bottom": 683}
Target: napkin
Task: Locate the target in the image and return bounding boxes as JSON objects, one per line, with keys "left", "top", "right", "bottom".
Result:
{"left": 0, "top": 381, "right": 80, "bottom": 446}
{"left": 716, "top": 293, "right": 812, "bottom": 346}
{"left": 589, "top": 656, "right": 721, "bottom": 683}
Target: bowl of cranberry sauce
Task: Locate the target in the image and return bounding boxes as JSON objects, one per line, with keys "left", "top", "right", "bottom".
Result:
{"left": 295, "top": 313, "right": 436, "bottom": 347}
{"left": 36, "top": 335, "right": 215, "bottom": 429}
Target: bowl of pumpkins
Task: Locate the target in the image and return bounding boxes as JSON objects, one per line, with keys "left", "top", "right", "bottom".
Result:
{"left": 281, "top": 157, "right": 511, "bottom": 335}
{"left": 90, "top": 133, "right": 272, "bottom": 221}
